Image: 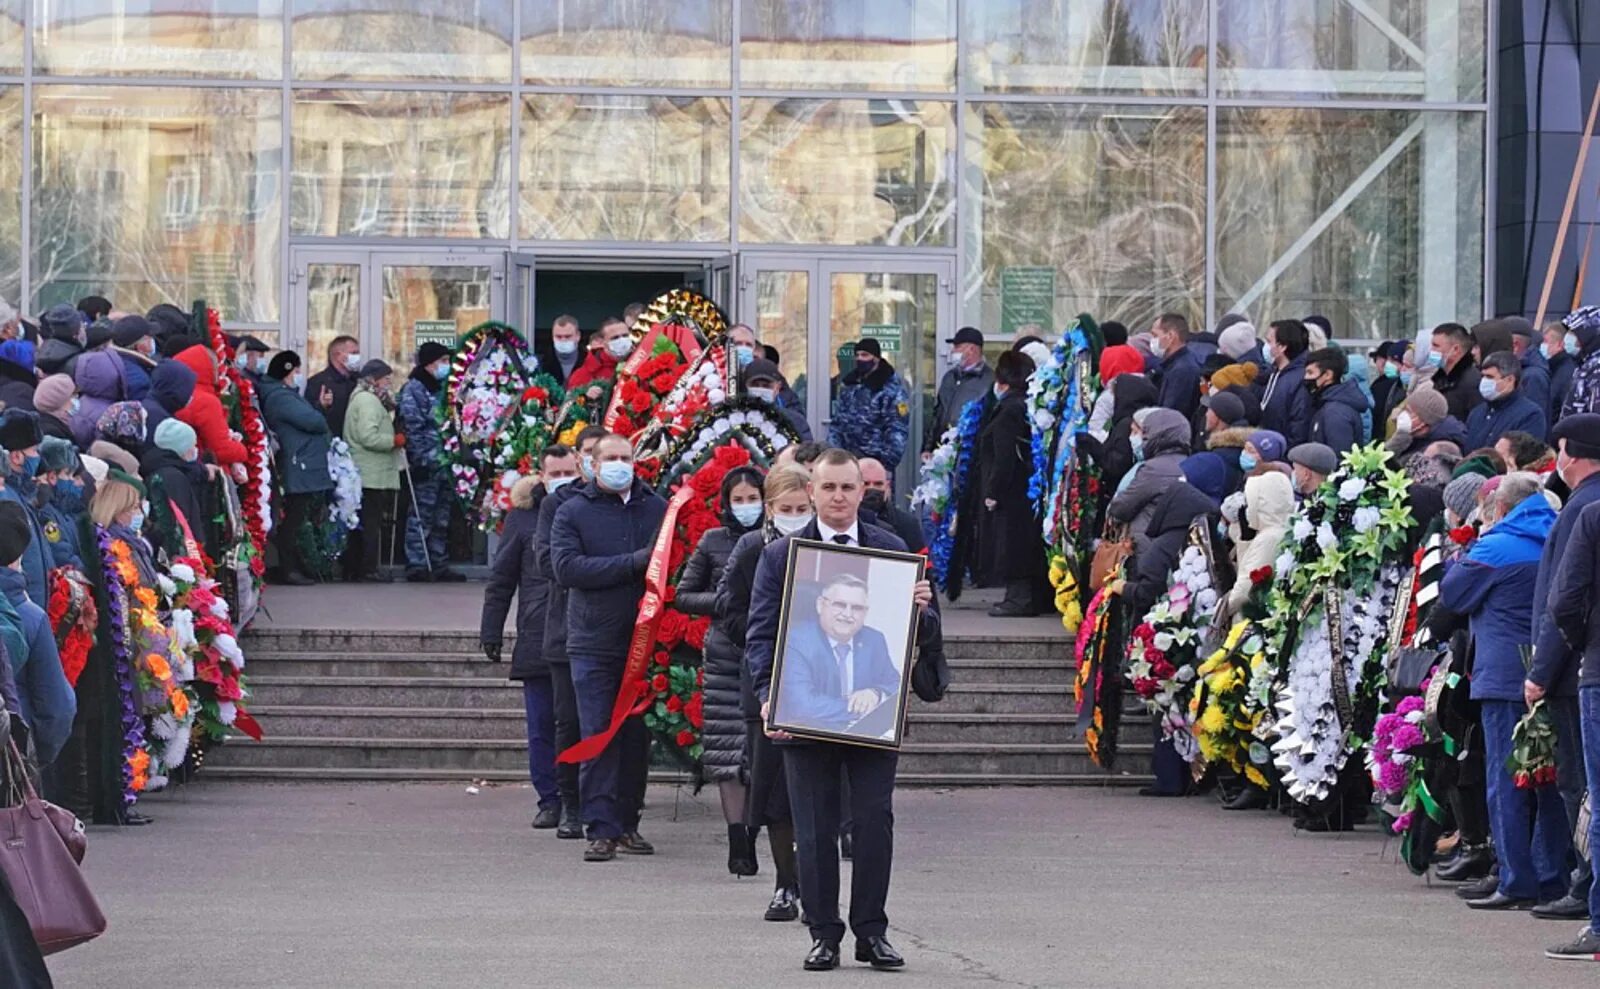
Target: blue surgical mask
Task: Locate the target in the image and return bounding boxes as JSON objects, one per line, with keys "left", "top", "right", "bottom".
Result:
{"left": 68, "top": 396, "right": 81, "bottom": 415}
{"left": 20, "top": 454, "right": 39, "bottom": 478}
{"left": 545, "top": 474, "right": 576, "bottom": 494}
{"left": 579, "top": 455, "right": 594, "bottom": 481}
{"left": 554, "top": 339, "right": 578, "bottom": 356}
{"left": 1424, "top": 349, "right": 1443, "bottom": 369}
{"left": 735, "top": 344, "right": 755, "bottom": 368}
{"left": 1383, "top": 364, "right": 1398, "bottom": 379}
{"left": 53, "top": 478, "right": 80, "bottom": 499}
{"left": 1566, "top": 332, "right": 1581, "bottom": 357}
{"left": 607, "top": 336, "right": 634, "bottom": 359}
{"left": 597, "top": 460, "right": 634, "bottom": 491}
{"left": 235, "top": 353, "right": 252, "bottom": 372}
{"left": 1477, "top": 377, "right": 1500, "bottom": 402}
{"left": 1130, "top": 434, "right": 1145, "bottom": 462}
{"left": 293, "top": 372, "right": 305, "bottom": 390}
{"left": 992, "top": 385, "right": 1005, "bottom": 400}
{"left": 129, "top": 510, "right": 144, "bottom": 534}
{"left": 748, "top": 386, "right": 777, "bottom": 404}
{"left": 432, "top": 362, "right": 449, "bottom": 381}
{"left": 1399, "top": 369, "right": 1413, "bottom": 387}
{"left": 1543, "top": 341, "right": 1559, "bottom": 360}
{"left": 1238, "top": 451, "right": 1259, "bottom": 472}
{"left": 731, "top": 502, "right": 763, "bottom": 528}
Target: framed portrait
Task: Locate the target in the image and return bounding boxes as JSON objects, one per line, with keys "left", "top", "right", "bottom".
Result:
{"left": 766, "top": 538, "right": 925, "bottom": 749}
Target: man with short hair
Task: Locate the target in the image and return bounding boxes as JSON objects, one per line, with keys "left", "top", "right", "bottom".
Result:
{"left": 927, "top": 327, "right": 993, "bottom": 454}
{"left": 541, "top": 315, "right": 583, "bottom": 387}
{"left": 1287, "top": 443, "right": 1338, "bottom": 498}
{"left": 828, "top": 340, "right": 909, "bottom": 470}
{"left": 857, "top": 457, "right": 923, "bottom": 552}
{"left": 622, "top": 302, "right": 646, "bottom": 331}
{"left": 729, "top": 324, "right": 760, "bottom": 373}
{"left": 747, "top": 448, "right": 940, "bottom": 972}
{"left": 305, "top": 334, "right": 363, "bottom": 437}
{"left": 1546, "top": 319, "right": 1578, "bottom": 422}
{"left": 1151, "top": 313, "right": 1202, "bottom": 421}
{"left": 1430, "top": 321, "right": 1483, "bottom": 421}
{"left": 746, "top": 358, "right": 813, "bottom": 441}
{"left": 1507, "top": 317, "right": 1553, "bottom": 430}
{"left": 566, "top": 317, "right": 633, "bottom": 394}
{"left": 1303, "top": 346, "right": 1368, "bottom": 455}
{"left": 1259, "top": 318, "right": 1313, "bottom": 446}
{"left": 549, "top": 432, "right": 665, "bottom": 863}
{"left": 1465, "top": 351, "right": 1547, "bottom": 451}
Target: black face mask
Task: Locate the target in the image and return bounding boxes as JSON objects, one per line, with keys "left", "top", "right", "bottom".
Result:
{"left": 856, "top": 358, "right": 877, "bottom": 374}
{"left": 861, "top": 489, "right": 888, "bottom": 514}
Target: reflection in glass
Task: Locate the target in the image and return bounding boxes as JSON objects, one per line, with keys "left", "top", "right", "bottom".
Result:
{"left": 291, "top": 0, "right": 513, "bottom": 82}
{"left": 380, "top": 265, "right": 492, "bottom": 371}
{"left": 741, "top": 0, "right": 956, "bottom": 91}
{"left": 32, "top": 86, "right": 282, "bottom": 321}
{"left": 740, "top": 98, "right": 954, "bottom": 246}
{"left": 0, "top": 0, "right": 21, "bottom": 74}
{"left": 304, "top": 263, "right": 360, "bottom": 375}
{"left": 520, "top": 95, "right": 731, "bottom": 242}
{"left": 34, "top": 0, "right": 282, "bottom": 78}
{"left": 965, "top": 0, "right": 1206, "bottom": 95}
{"left": 291, "top": 91, "right": 512, "bottom": 238}
{"left": 521, "top": 0, "right": 731, "bottom": 87}
{"left": 962, "top": 102, "right": 1205, "bottom": 333}
{"left": 826, "top": 271, "right": 934, "bottom": 464}
{"left": 1217, "top": 0, "right": 1487, "bottom": 102}
{"left": 1215, "top": 107, "right": 1484, "bottom": 339}
{"left": 0, "top": 89, "right": 17, "bottom": 308}
{"left": 753, "top": 269, "right": 809, "bottom": 413}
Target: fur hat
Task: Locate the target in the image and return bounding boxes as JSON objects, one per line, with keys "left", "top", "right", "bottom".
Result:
{"left": 38, "top": 436, "right": 78, "bottom": 474}
{"left": 0, "top": 502, "right": 31, "bottom": 567}
{"left": 0, "top": 410, "right": 42, "bottom": 452}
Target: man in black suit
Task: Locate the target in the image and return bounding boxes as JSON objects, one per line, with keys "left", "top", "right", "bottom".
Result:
{"left": 773, "top": 574, "right": 900, "bottom": 735}
{"left": 747, "top": 447, "right": 939, "bottom": 972}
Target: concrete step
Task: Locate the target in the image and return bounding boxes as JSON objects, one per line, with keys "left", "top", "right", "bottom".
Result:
{"left": 245, "top": 654, "right": 511, "bottom": 679}
{"left": 244, "top": 630, "right": 494, "bottom": 654}
{"left": 939, "top": 639, "right": 1067, "bottom": 664}
{"left": 944, "top": 658, "right": 1071, "bottom": 685}
{"left": 920, "top": 683, "right": 1073, "bottom": 715}
{"left": 905, "top": 712, "right": 1076, "bottom": 745}
{"left": 248, "top": 706, "right": 525, "bottom": 740}
{"left": 201, "top": 766, "right": 1149, "bottom": 786}
{"left": 245, "top": 676, "right": 523, "bottom": 709}
{"left": 898, "top": 742, "right": 1150, "bottom": 778}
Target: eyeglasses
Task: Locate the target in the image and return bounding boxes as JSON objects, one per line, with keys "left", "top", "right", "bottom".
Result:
{"left": 821, "top": 598, "right": 868, "bottom": 616}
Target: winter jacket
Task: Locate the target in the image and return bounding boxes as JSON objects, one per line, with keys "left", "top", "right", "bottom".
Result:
{"left": 1548, "top": 349, "right": 1576, "bottom": 423}
{"left": 1561, "top": 342, "right": 1600, "bottom": 422}
{"left": 535, "top": 482, "right": 585, "bottom": 666}
{"left": 718, "top": 527, "right": 777, "bottom": 720}
{"left": 1224, "top": 472, "right": 1294, "bottom": 616}
{"left": 1308, "top": 378, "right": 1369, "bottom": 455}
{"left": 33, "top": 337, "right": 80, "bottom": 378}
{"left": 0, "top": 359, "right": 33, "bottom": 414}
{"left": 481, "top": 484, "right": 551, "bottom": 680}
{"left": 974, "top": 389, "right": 1044, "bottom": 582}
{"left": 140, "top": 359, "right": 197, "bottom": 446}
{"left": 773, "top": 400, "right": 813, "bottom": 443}
{"left": 1154, "top": 343, "right": 1202, "bottom": 422}
{"left": 116, "top": 348, "right": 155, "bottom": 401}
{"left": 565, "top": 349, "right": 622, "bottom": 391}
{"left": 1124, "top": 483, "right": 1218, "bottom": 619}
{"left": 0, "top": 480, "right": 49, "bottom": 609}
{"left": 1442, "top": 491, "right": 1556, "bottom": 700}
{"left": 678, "top": 521, "right": 760, "bottom": 781}
{"left": 1346, "top": 353, "right": 1377, "bottom": 444}
{"left": 1205, "top": 425, "right": 1253, "bottom": 499}
{"left": 1518, "top": 348, "right": 1552, "bottom": 434}
{"left": 0, "top": 567, "right": 73, "bottom": 765}
{"left": 929, "top": 362, "right": 994, "bottom": 449}
{"left": 534, "top": 345, "right": 581, "bottom": 389}
{"left": 1548, "top": 494, "right": 1600, "bottom": 687}
{"left": 36, "top": 484, "right": 85, "bottom": 570}
{"left": 1431, "top": 354, "right": 1482, "bottom": 423}
{"left": 1258, "top": 353, "right": 1312, "bottom": 447}
{"left": 259, "top": 377, "right": 333, "bottom": 495}
{"left": 549, "top": 478, "right": 667, "bottom": 661}
{"left": 344, "top": 386, "right": 399, "bottom": 490}
{"left": 1391, "top": 414, "right": 1468, "bottom": 478}
{"left": 827, "top": 359, "right": 910, "bottom": 470}
{"left": 172, "top": 346, "right": 247, "bottom": 465}
{"left": 1464, "top": 390, "right": 1548, "bottom": 452}
{"left": 1530, "top": 471, "right": 1600, "bottom": 695}
{"left": 397, "top": 371, "right": 444, "bottom": 476}
{"left": 305, "top": 364, "right": 359, "bottom": 438}
{"left": 861, "top": 501, "right": 925, "bottom": 554}
{"left": 1097, "top": 374, "right": 1158, "bottom": 493}
{"left": 139, "top": 445, "right": 207, "bottom": 546}
{"left": 1107, "top": 408, "right": 1191, "bottom": 562}
{"left": 74, "top": 350, "right": 126, "bottom": 431}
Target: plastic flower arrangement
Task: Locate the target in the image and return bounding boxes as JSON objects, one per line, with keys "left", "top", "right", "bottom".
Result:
{"left": 440, "top": 322, "right": 536, "bottom": 526}
{"left": 207, "top": 309, "right": 271, "bottom": 573}
{"left": 1126, "top": 538, "right": 1221, "bottom": 765}
{"left": 652, "top": 396, "right": 797, "bottom": 495}
{"left": 1367, "top": 693, "right": 1438, "bottom": 837}
{"left": 92, "top": 524, "right": 149, "bottom": 809}
{"left": 326, "top": 437, "right": 363, "bottom": 549}
{"left": 110, "top": 539, "right": 193, "bottom": 786}
{"left": 1073, "top": 586, "right": 1124, "bottom": 770}
{"left": 915, "top": 397, "right": 985, "bottom": 592}
{"left": 164, "top": 555, "right": 261, "bottom": 748}
{"left": 1026, "top": 317, "right": 1101, "bottom": 630}
{"left": 479, "top": 374, "right": 564, "bottom": 529}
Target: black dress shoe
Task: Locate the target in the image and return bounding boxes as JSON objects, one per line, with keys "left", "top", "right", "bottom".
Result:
{"left": 121, "top": 810, "right": 154, "bottom": 826}
{"left": 803, "top": 940, "right": 841, "bottom": 971}
{"left": 531, "top": 806, "right": 560, "bottom": 829}
{"left": 556, "top": 805, "right": 583, "bottom": 839}
{"left": 764, "top": 885, "right": 799, "bottom": 922}
{"left": 1222, "top": 786, "right": 1267, "bottom": 811}
{"left": 1435, "top": 844, "right": 1493, "bottom": 882}
{"left": 1455, "top": 873, "right": 1500, "bottom": 900}
{"left": 1466, "top": 891, "right": 1536, "bottom": 911}
{"left": 1533, "top": 894, "right": 1590, "bottom": 920}
{"left": 583, "top": 838, "right": 617, "bottom": 862}
{"left": 617, "top": 831, "right": 654, "bottom": 855}
{"left": 855, "top": 936, "right": 905, "bottom": 969}
{"left": 282, "top": 571, "right": 315, "bottom": 586}
{"left": 433, "top": 568, "right": 468, "bottom": 583}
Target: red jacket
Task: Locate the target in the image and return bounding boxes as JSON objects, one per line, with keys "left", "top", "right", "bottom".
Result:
{"left": 565, "top": 349, "right": 621, "bottom": 390}
{"left": 173, "top": 346, "right": 248, "bottom": 465}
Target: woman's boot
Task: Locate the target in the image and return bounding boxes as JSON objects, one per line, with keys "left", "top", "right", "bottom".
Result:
{"left": 727, "top": 824, "right": 758, "bottom": 877}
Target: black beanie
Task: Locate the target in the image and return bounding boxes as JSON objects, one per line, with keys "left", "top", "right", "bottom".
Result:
{"left": 0, "top": 502, "right": 31, "bottom": 567}
{"left": 416, "top": 341, "right": 451, "bottom": 368}
{"left": 0, "top": 410, "right": 41, "bottom": 452}
{"left": 267, "top": 351, "right": 301, "bottom": 381}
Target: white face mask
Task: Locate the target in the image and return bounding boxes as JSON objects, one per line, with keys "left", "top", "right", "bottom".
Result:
{"left": 545, "top": 474, "right": 577, "bottom": 494}
{"left": 554, "top": 339, "right": 578, "bottom": 356}
{"left": 1395, "top": 411, "right": 1414, "bottom": 434}
{"left": 293, "top": 372, "right": 305, "bottom": 390}
{"left": 607, "top": 336, "right": 634, "bottom": 359}
{"left": 344, "top": 351, "right": 363, "bottom": 371}
{"left": 772, "top": 512, "right": 813, "bottom": 536}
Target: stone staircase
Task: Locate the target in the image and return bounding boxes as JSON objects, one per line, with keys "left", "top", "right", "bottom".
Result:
{"left": 206, "top": 628, "right": 1152, "bottom": 786}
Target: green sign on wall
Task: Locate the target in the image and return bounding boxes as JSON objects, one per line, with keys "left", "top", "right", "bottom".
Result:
{"left": 1000, "top": 266, "right": 1055, "bottom": 335}
{"left": 413, "top": 319, "right": 458, "bottom": 348}
{"left": 858, "top": 323, "right": 902, "bottom": 356}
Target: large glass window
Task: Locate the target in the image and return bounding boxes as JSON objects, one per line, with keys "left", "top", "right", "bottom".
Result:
{"left": 963, "top": 102, "right": 1206, "bottom": 334}
{"left": 740, "top": 98, "right": 954, "bottom": 246}
{"left": 740, "top": 0, "right": 956, "bottom": 92}
{"left": 0, "top": 0, "right": 20, "bottom": 74}
{"left": 32, "top": 86, "right": 282, "bottom": 321}
{"left": 291, "top": 91, "right": 512, "bottom": 238}
{"left": 1215, "top": 107, "right": 1484, "bottom": 339}
{"left": 1217, "top": 0, "right": 1487, "bottom": 102}
{"left": 0, "top": 88, "right": 18, "bottom": 308}
{"left": 291, "top": 0, "right": 513, "bottom": 82}
{"left": 520, "top": 94, "right": 730, "bottom": 242}
{"left": 964, "top": 0, "right": 1207, "bottom": 96}
{"left": 521, "top": 0, "right": 732, "bottom": 88}
{"left": 34, "top": 0, "right": 283, "bottom": 79}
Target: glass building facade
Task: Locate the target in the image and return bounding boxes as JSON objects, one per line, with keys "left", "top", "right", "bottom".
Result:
{"left": 0, "top": 0, "right": 1491, "bottom": 446}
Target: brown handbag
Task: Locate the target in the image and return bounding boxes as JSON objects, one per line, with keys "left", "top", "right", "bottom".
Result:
{"left": 1089, "top": 523, "right": 1132, "bottom": 592}
{"left": 0, "top": 739, "right": 105, "bottom": 955}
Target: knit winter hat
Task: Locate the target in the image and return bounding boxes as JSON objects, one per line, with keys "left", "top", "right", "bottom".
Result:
{"left": 153, "top": 417, "right": 197, "bottom": 457}
{"left": 1217, "top": 322, "right": 1259, "bottom": 361}
{"left": 415, "top": 341, "right": 451, "bottom": 368}
{"left": 32, "top": 374, "right": 75, "bottom": 417}
{"left": 0, "top": 502, "right": 31, "bottom": 567}
{"left": 1246, "top": 429, "right": 1287, "bottom": 464}
{"left": 359, "top": 359, "right": 393, "bottom": 380}
{"left": 267, "top": 351, "right": 301, "bottom": 380}
{"left": 1405, "top": 386, "right": 1449, "bottom": 428}
{"left": 1209, "top": 362, "right": 1258, "bottom": 393}
{"left": 79, "top": 453, "right": 108, "bottom": 484}
{"left": 37, "top": 436, "right": 78, "bottom": 474}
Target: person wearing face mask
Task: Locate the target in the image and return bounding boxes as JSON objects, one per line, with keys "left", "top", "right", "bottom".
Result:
{"left": 229, "top": 335, "right": 270, "bottom": 383}
{"left": 259, "top": 351, "right": 332, "bottom": 587}
{"left": 1148, "top": 312, "right": 1202, "bottom": 422}
{"left": 1369, "top": 340, "right": 1407, "bottom": 429}
{"left": 857, "top": 458, "right": 923, "bottom": 552}
{"left": 1463, "top": 351, "right": 1547, "bottom": 452}
{"left": 1426, "top": 321, "right": 1482, "bottom": 421}
{"left": 926, "top": 327, "right": 994, "bottom": 456}
{"left": 1302, "top": 347, "right": 1369, "bottom": 456}
{"left": 30, "top": 373, "right": 82, "bottom": 447}
{"left": 0, "top": 411, "right": 52, "bottom": 609}
{"left": 306, "top": 335, "right": 363, "bottom": 438}
{"left": 139, "top": 417, "right": 210, "bottom": 561}
{"left": 1286, "top": 442, "right": 1337, "bottom": 499}
{"left": 1107, "top": 407, "right": 1191, "bottom": 565}
{"left": 965, "top": 351, "right": 1046, "bottom": 616}
{"left": 827, "top": 339, "right": 909, "bottom": 471}
{"left": 481, "top": 446, "right": 583, "bottom": 834}
{"left": 1543, "top": 319, "right": 1578, "bottom": 422}
{"left": 744, "top": 358, "right": 813, "bottom": 442}
{"left": 31, "top": 437, "right": 87, "bottom": 572}
{"left": 730, "top": 323, "right": 761, "bottom": 374}
{"left": 1259, "top": 319, "right": 1313, "bottom": 446}
{"left": 398, "top": 341, "right": 463, "bottom": 584}
{"left": 538, "top": 314, "right": 584, "bottom": 387}
{"left": 549, "top": 433, "right": 668, "bottom": 864}
{"left": 343, "top": 360, "right": 404, "bottom": 583}
{"left": 110, "top": 314, "right": 159, "bottom": 401}
{"left": 565, "top": 316, "right": 634, "bottom": 395}
{"left": 1503, "top": 318, "right": 1553, "bottom": 431}
{"left": 1559, "top": 306, "right": 1600, "bottom": 422}
{"left": 1388, "top": 386, "right": 1469, "bottom": 481}
{"left": 674, "top": 466, "right": 766, "bottom": 875}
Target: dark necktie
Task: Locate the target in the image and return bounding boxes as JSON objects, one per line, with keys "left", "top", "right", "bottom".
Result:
{"left": 831, "top": 533, "right": 851, "bottom": 545}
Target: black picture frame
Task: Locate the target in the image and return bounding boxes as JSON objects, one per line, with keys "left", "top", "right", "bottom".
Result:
{"left": 765, "top": 538, "right": 925, "bottom": 750}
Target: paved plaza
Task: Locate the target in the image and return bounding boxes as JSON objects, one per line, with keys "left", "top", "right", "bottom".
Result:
{"left": 47, "top": 780, "right": 1599, "bottom": 988}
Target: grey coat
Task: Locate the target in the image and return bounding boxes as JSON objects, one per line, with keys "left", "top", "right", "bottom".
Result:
{"left": 1106, "top": 408, "right": 1192, "bottom": 561}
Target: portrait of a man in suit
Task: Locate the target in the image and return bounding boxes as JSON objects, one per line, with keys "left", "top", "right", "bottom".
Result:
{"left": 773, "top": 573, "right": 902, "bottom": 736}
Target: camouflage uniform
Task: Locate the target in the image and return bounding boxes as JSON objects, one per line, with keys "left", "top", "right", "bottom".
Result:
{"left": 827, "top": 359, "right": 910, "bottom": 469}
{"left": 397, "top": 374, "right": 448, "bottom": 573}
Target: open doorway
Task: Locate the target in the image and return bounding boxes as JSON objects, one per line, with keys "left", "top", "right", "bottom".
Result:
{"left": 521, "top": 258, "right": 728, "bottom": 361}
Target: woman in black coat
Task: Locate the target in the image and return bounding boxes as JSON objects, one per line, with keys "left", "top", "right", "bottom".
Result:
{"left": 675, "top": 465, "right": 764, "bottom": 875}
{"left": 976, "top": 351, "right": 1048, "bottom": 617}
{"left": 1098, "top": 373, "right": 1159, "bottom": 494}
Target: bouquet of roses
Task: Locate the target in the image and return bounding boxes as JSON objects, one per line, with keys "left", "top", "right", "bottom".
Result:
{"left": 1507, "top": 700, "right": 1559, "bottom": 789}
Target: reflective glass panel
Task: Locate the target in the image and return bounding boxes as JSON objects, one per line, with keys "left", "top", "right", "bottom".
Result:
{"left": 304, "top": 262, "right": 360, "bottom": 376}
{"left": 521, "top": 0, "right": 732, "bottom": 88}
{"left": 1217, "top": 0, "right": 1487, "bottom": 102}
{"left": 740, "top": 98, "right": 954, "bottom": 246}
{"left": 962, "top": 102, "right": 1206, "bottom": 334}
{"left": 965, "top": 0, "right": 1206, "bottom": 95}
{"left": 32, "top": 86, "right": 282, "bottom": 322}
{"left": 0, "top": 89, "right": 17, "bottom": 309}
{"left": 519, "top": 94, "right": 731, "bottom": 242}
{"left": 740, "top": 0, "right": 956, "bottom": 91}
{"left": 35, "top": 0, "right": 283, "bottom": 78}
{"left": 380, "top": 264, "right": 493, "bottom": 372}
{"left": 291, "top": 0, "right": 513, "bottom": 82}
{"left": 0, "top": 0, "right": 20, "bottom": 74}
{"left": 752, "top": 268, "right": 809, "bottom": 412}
{"left": 824, "top": 269, "right": 936, "bottom": 470}
{"left": 291, "top": 91, "right": 512, "bottom": 238}
{"left": 1215, "top": 108, "right": 1485, "bottom": 340}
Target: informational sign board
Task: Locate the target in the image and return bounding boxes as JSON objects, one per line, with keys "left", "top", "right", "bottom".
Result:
{"left": 1000, "top": 266, "right": 1055, "bottom": 335}
{"left": 413, "top": 319, "right": 458, "bottom": 348}
{"left": 859, "top": 323, "right": 903, "bottom": 356}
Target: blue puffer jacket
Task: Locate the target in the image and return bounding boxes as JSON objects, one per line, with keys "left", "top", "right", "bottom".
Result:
{"left": 396, "top": 371, "right": 444, "bottom": 474}
{"left": 827, "top": 359, "right": 909, "bottom": 469}
{"left": 0, "top": 478, "right": 50, "bottom": 608}
{"left": 1464, "top": 391, "right": 1548, "bottom": 452}
{"left": 1441, "top": 491, "right": 1556, "bottom": 701}
{"left": 549, "top": 478, "right": 667, "bottom": 661}
{"left": 0, "top": 566, "right": 74, "bottom": 764}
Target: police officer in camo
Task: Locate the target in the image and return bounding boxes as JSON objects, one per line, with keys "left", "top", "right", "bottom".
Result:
{"left": 826, "top": 339, "right": 910, "bottom": 471}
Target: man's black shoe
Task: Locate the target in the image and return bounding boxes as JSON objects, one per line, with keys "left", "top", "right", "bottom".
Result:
{"left": 1435, "top": 845, "right": 1492, "bottom": 882}
{"left": 1466, "top": 891, "right": 1536, "bottom": 911}
{"left": 556, "top": 807, "right": 583, "bottom": 839}
{"left": 433, "top": 568, "right": 468, "bottom": 583}
{"left": 583, "top": 838, "right": 617, "bottom": 862}
{"left": 840, "top": 832, "right": 853, "bottom": 860}
{"left": 531, "top": 806, "right": 560, "bottom": 830}
{"left": 1455, "top": 873, "right": 1500, "bottom": 900}
{"left": 764, "top": 886, "right": 799, "bottom": 922}
{"left": 1533, "top": 894, "right": 1590, "bottom": 920}
{"left": 803, "top": 940, "right": 841, "bottom": 971}
{"left": 617, "top": 831, "right": 655, "bottom": 855}
{"left": 987, "top": 600, "right": 1040, "bottom": 618}
{"left": 855, "top": 936, "right": 905, "bottom": 969}
{"left": 1222, "top": 786, "right": 1267, "bottom": 811}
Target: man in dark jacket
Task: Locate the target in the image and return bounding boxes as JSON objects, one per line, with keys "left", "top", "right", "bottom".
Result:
{"left": 1150, "top": 313, "right": 1202, "bottom": 421}
{"left": 745, "top": 358, "right": 813, "bottom": 442}
{"left": 1528, "top": 414, "right": 1600, "bottom": 923}
{"left": 0, "top": 412, "right": 51, "bottom": 608}
{"left": 535, "top": 425, "right": 608, "bottom": 840}
{"left": 1201, "top": 389, "right": 1254, "bottom": 497}
{"left": 305, "top": 334, "right": 362, "bottom": 438}
{"left": 260, "top": 352, "right": 332, "bottom": 586}
{"left": 111, "top": 315, "right": 158, "bottom": 402}
{"left": 549, "top": 433, "right": 666, "bottom": 863}
{"left": 1507, "top": 318, "right": 1552, "bottom": 432}
{"left": 1430, "top": 322, "right": 1482, "bottom": 422}
{"left": 1465, "top": 351, "right": 1547, "bottom": 452}
{"left": 1259, "top": 319, "right": 1313, "bottom": 446}
{"left": 746, "top": 448, "right": 938, "bottom": 972}
{"left": 974, "top": 351, "right": 1046, "bottom": 616}
{"left": 1545, "top": 320, "right": 1578, "bottom": 419}
{"left": 0, "top": 502, "right": 74, "bottom": 767}
{"left": 827, "top": 340, "right": 909, "bottom": 470}
{"left": 1304, "top": 347, "right": 1369, "bottom": 455}
{"left": 858, "top": 458, "right": 923, "bottom": 553}
{"left": 398, "top": 341, "right": 462, "bottom": 583}
{"left": 483, "top": 451, "right": 580, "bottom": 832}
{"left": 535, "top": 314, "right": 583, "bottom": 388}
{"left": 34, "top": 304, "right": 83, "bottom": 377}
{"left": 927, "top": 326, "right": 993, "bottom": 453}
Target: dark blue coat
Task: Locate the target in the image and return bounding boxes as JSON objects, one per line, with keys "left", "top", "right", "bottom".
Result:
{"left": 119, "top": 351, "right": 154, "bottom": 402}
{"left": 1519, "top": 348, "right": 1552, "bottom": 434}
{"left": 1464, "top": 391, "right": 1547, "bottom": 452}
{"left": 37, "top": 487, "right": 86, "bottom": 570}
{"left": 1533, "top": 471, "right": 1600, "bottom": 695}
{"left": 140, "top": 360, "right": 197, "bottom": 444}
{"left": 1308, "top": 378, "right": 1369, "bottom": 455}
{"left": 0, "top": 480, "right": 49, "bottom": 609}
{"left": 1548, "top": 350, "right": 1576, "bottom": 424}
{"left": 1441, "top": 492, "right": 1555, "bottom": 701}
{"left": 0, "top": 567, "right": 74, "bottom": 764}
{"left": 535, "top": 481, "right": 584, "bottom": 665}
{"left": 481, "top": 492, "right": 550, "bottom": 680}
{"left": 1258, "top": 353, "right": 1312, "bottom": 446}
{"left": 1546, "top": 493, "right": 1600, "bottom": 688}
{"left": 1154, "top": 344, "right": 1202, "bottom": 421}
{"left": 549, "top": 478, "right": 667, "bottom": 662}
